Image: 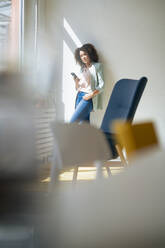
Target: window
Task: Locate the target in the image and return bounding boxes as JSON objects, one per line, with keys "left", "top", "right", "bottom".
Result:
{"left": 0, "top": 0, "right": 11, "bottom": 70}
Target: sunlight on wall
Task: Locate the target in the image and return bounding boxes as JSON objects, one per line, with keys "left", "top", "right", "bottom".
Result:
{"left": 62, "top": 40, "right": 77, "bottom": 121}
{"left": 63, "top": 18, "right": 82, "bottom": 47}
{"left": 62, "top": 18, "right": 82, "bottom": 121}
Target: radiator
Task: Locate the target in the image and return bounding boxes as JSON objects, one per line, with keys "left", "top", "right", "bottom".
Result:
{"left": 35, "top": 108, "right": 56, "bottom": 162}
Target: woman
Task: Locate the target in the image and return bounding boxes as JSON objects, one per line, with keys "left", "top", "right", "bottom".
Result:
{"left": 70, "top": 43, "right": 104, "bottom": 123}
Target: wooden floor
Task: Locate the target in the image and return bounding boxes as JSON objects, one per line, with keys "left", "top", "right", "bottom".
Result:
{"left": 30, "top": 161, "right": 125, "bottom": 192}
{"left": 17, "top": 160, "right": 124, "bottom": 193}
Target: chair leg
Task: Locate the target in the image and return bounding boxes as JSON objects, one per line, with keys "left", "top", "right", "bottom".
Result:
{"left": 115, "top": 144, "right": 127, "bottom": 166}
{"left": 95, "top": 160, "right": 103, "bottom": 179}
{"left": 105, "top": 164, "right": 111, "bottom": 177}
{"left": 49, "top": 146, "right": 62, "bottom": 192}
{"left": 72, "top": 166, "right": 78, "bottom": 184}
{"left": 49, "top": 164, "right": 59, "bottom": 192}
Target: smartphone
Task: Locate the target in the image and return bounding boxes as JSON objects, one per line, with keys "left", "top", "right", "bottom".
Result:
{"left": 71, "top": 72, "right": 77, "bottom": 78}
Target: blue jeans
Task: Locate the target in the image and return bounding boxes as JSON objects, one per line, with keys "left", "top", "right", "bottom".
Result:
{"left": 70, "top": 92, "right": 93, "bottom": 123}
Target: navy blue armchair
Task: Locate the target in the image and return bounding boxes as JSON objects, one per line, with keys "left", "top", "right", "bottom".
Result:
{"left": 101, "top": 77, "right": 147, "bottom": 159}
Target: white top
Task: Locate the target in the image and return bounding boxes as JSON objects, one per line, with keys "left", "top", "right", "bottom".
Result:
{"left": 77, "top": 68, "right": 92, "bottom": 94}
{"left": 75, "top": 62, "right": 104, "bottom": 111}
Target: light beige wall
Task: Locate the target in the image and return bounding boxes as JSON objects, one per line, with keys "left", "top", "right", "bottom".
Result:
{"left": 45, "top": 0, "right": 165, "bottom": 145}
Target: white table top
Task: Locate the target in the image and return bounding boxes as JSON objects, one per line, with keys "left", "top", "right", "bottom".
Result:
{"left": 51, "top": 148, "right": 165, "bottom": 248}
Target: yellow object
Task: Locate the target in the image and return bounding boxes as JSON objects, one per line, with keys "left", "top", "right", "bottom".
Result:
{"left": 113, "top": 121, "right": 159, "bottom": 160}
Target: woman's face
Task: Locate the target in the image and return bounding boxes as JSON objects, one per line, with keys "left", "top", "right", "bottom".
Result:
{"left": 80, "top": 50, "right": 91, "bottom": 65}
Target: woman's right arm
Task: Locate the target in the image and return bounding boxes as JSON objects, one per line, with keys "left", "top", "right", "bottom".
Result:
{"left": 74, "top": 77, "right": 80, "bottom": 90}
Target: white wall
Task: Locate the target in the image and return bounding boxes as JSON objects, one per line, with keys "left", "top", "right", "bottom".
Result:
{"left": 45, "top": 0, "right": 165, "bottom": 145}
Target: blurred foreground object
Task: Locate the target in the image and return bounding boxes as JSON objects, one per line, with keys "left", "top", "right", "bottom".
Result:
{"left": 113, "top": 121, "right": 159, "bottom": 163}
{"left": 50, "top": 121, "right": 111, "bottom": 188}
{"left": 52, "top": 148, "right": 165, "bottom": 248}
{"left": 0, "top": 71, "right": 38, "bottom": 181}
{"left": 0, "top": 71, "right": 46, "bottom": 247}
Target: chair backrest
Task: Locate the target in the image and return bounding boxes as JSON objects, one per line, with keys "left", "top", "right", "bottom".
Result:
{"left": 51, "top": 122, "right": 112, "bottom": 168}
{"left": 101, "top": 77, "right": 147, "bottom": 134}
{"left": 113, "top": 121, "right": 159, "bottom": 160}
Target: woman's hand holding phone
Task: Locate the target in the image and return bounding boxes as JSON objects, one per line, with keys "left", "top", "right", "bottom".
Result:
{"left": 71, "top": 72, "right": 80, "bottom": 90}
{"left": 71, "top": 72, "right": 77, "bottom": 79}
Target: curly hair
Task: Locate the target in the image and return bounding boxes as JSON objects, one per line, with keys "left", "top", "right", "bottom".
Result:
{"left": 74, "top": 43, "right": 99, "bottom": 68}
